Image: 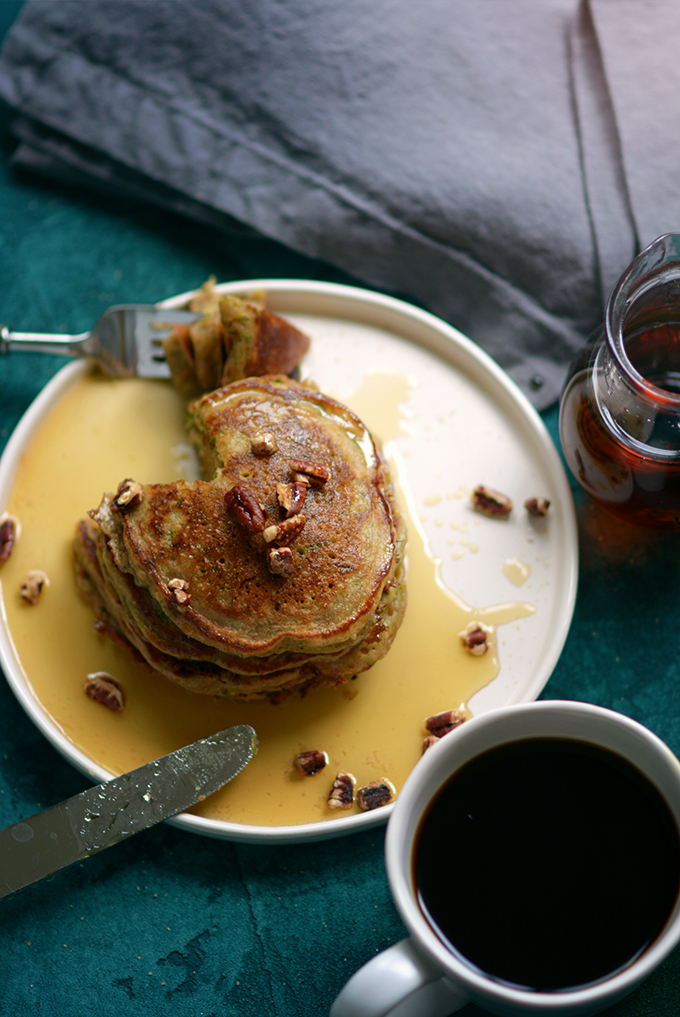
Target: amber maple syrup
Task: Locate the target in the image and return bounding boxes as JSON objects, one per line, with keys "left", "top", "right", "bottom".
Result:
{"left": 561, "top": 321, "right": 680, "bottom": 528}
{"left": 1, "top": 367, "right": 535, "bottom": 830}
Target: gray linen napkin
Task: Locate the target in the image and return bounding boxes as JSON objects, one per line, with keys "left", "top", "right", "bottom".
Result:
{"left": 569, "top": 0, "right": 680, "bottom": 301}
{"left": 0, "top": 0, "right": 678, "bottom": 409}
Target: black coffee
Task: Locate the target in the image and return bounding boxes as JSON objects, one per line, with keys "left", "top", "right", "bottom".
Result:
{"left": 414, "top": 737, "right": 680, "bottom": 991}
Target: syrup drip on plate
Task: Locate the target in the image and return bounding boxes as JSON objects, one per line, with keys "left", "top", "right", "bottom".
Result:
{"left": 1, "top": 369, "right": 535, "bottom": 827}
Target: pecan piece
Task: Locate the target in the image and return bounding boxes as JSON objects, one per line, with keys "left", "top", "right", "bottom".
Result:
{"left": 327, "top": 771, "right": 356, "bottom": 810}
{"left": 290, "top": 459, "right": 329, "bottom": 484}
{"left": 356, "top": 779, "right": 396, "bottom": 811}
{"left": 525, "top": 496, "right": 551, "bottom": 518}
{"left": 425, "top": 708, "right": 466, "bottom": 738}
{"left": 0, "top": 514, "right": 18, "bottom": 566}
{"left": 84, "top": 672, "right": 125, "bottom": 712}
{"left": 421, "top": 735, "right": 440, "bottom": 756}
{"left": 459, "top": 621, "right": 490, "bottom": 656}
{"left": 472, "top": 485, "right": 513, "bottom": 519}
{"left": 225, "top": 483, "right": 266, "bottom": 532}
{"left": 168, "top": 577, "right": 191, "bottom": 605}
{"left": 19, "top": 570, "right": 49, "bottom": 605}
{"left": 267, "top": 546, "right": 294, "bottom": 577}
{"left": 112, "top": 479, "right": 143, "bottom": 513}
{"left": 263, "top": 513, "right": 306, "bottom": 546}
{"left": 294, "top": 749, "right": 328, "bottom": 775}
{"left": 276, "top": 482, "right": 307, "bottom": 518}
{"left": 251, "top": 432, "right": 278, "bottom": 457}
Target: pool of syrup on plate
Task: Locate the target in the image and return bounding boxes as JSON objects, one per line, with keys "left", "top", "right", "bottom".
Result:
{"left": 0, "top": 370, "right": 534, "bottom": 828}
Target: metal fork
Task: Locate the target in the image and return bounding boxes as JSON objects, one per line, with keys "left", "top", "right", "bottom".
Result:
{"left": 0, "top": 305, "right": 199, "bottom": 378}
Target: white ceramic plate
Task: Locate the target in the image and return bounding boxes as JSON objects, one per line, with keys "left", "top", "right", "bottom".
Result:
{"left": 0, "top": 280, "right": 578, "bottom": 842}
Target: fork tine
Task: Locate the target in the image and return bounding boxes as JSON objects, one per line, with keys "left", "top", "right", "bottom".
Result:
{"left": 141, "top": 308, "right": 201, "bottom": 379}
{"left": 92, "top": 306, "right": 200, "bottom": 379}
{"left": 130, "top": 308, "right": 172, "bottom": 379}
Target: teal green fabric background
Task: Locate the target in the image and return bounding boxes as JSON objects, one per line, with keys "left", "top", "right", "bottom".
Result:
{"left": 2, "top": 2, "right": 680, "bottom": 1014}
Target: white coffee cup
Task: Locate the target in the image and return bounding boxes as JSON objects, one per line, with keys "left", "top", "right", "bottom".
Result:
{"left": 330, "top": 700, "right": 680, "bottom": 1017}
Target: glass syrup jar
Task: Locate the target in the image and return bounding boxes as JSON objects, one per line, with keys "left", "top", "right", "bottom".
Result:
{"left": 560, "top": 233, "right": 680, "bottom": 528}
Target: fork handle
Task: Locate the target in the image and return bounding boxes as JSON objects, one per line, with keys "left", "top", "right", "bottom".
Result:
{"left": 0, "top": 326, "right": 89, "bottom": 357}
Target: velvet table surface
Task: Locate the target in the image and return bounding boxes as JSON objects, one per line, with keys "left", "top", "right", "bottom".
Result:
{"left": 3, "top": 11, "right": 680, "bottom": 1017}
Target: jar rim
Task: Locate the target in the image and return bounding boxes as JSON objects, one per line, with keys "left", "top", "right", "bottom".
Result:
{"left": 605, "top": 233, "right": 680, "bottom": 409}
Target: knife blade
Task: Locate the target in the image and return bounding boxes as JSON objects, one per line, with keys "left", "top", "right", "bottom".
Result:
{"left": 0, "top": 723, "right": 257, "bottom": 900}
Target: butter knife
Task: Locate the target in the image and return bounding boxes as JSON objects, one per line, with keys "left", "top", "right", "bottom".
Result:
{"left": 0, "top": 724, "right": 257, "bottom": 900}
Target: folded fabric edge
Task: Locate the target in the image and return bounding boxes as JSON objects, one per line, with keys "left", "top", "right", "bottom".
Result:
{"left": 7, "top": 118, "right": 585, "bottom": 412}
{"left": 590, "top": 0, "right": 680, "bottom": 251}
{"left": 8, "top": 117, "right": 261, "bottom": 239}
{"left": 0, "top": 28, "right": 591, "bottom": 412}
{"left": 568, "top": 0, "right": 638, "bottom": 301}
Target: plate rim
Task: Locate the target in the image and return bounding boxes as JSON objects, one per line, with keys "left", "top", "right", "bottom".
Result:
{"left": 0, "top": 279, "right": 578, "bottom": 844}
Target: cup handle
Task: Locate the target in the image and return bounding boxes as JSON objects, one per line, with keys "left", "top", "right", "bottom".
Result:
{"left": 329, "top": 937, "right": 469, "bottom": 1017}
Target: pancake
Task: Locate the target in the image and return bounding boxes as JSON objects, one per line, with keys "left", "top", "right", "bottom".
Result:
{"left": 74, "top": 376, "right": 407, "bottom": 700}
{"left": 162, "top": 287, "right": 310, "bottom": 399}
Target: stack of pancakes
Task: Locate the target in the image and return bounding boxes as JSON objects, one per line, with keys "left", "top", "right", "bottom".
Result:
{"left": 74, "top": 376, "right": 407, "bottom": 700}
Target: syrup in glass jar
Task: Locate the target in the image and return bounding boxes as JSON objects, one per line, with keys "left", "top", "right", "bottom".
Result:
{"left": 560, "top": 234, "right": 680, "bottom": 528}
